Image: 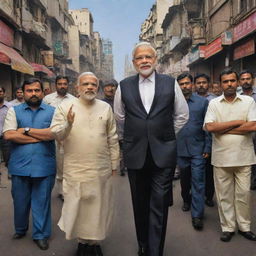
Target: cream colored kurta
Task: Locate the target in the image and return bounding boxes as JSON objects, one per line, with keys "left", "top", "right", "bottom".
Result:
{"left": 51, "top": 98, "right": 120, "bottom": 240}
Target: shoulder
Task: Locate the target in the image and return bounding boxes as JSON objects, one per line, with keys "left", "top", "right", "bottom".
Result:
{"left": 239, "top": 94, "right": 255, "bottom": 102}
{"left": 95, "top": 99, "right": 111, "bottom": 109}
{"left": 120, "top": 75, "right": 138, "bottom": 85}
{"left": 66, "top": 93, "right": 76, "bottom": 99}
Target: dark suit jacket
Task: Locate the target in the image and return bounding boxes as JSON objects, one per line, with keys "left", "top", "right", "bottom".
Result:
{"left": 177, "top": 93, "right": 211, "bottom": 157}
{"left": 120, "top": 72, "right": 176, "bottom": 169}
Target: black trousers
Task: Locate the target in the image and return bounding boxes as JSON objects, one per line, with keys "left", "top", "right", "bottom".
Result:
{"left": 205, "top": 157, "right": 214, "bottom": 201}
{"left": 128, "top": 150, "right": 174, "bottom": 256}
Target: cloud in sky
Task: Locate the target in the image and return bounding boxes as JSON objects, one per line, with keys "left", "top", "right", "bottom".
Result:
{"left": 69, "top": 0, "right": 155, "bottom": 81}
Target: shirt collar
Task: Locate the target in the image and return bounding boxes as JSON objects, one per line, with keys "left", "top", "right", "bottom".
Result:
{"left": 139, "top": 71, "right": 155, "bottom": 84}
{"left": 219, "top": 93, "right": 242, "bottom": 103}
{"left": 23, "top": 101, "right": 46, "bottom": 110}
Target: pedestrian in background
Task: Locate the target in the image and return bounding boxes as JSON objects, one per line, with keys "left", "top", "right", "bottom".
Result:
{"left": 3, "top": 78, "right": 56, "bottom": 250}
{"left": 51, "top": 72, "right": 119, "bottom": 256}
{"left": 44, "top": 75, "right": 76, "bottom": 200}
{"left": 177, "top": 73, "right": 211, "bottom": 230}
{"left": 204, "top": 69, "right": 256, "bottom": 242}
{"left": 9, "top": 87, "right": 25, "bottom": 106}
{"left": 114, "top": 42, "right": 189, "bottom": 256}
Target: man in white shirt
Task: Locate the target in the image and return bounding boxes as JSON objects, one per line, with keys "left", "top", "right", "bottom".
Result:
{"left": 204, "top": 69, "right": 256, "bottom": 242}
{"left": 114, "top": 42, "right": 189, "bottom": 256}
{"left": 44, "top": 75, "right": 76, "bottom": 200}
{"left": 10, "top": 87, "right": 25, "bottom": 106}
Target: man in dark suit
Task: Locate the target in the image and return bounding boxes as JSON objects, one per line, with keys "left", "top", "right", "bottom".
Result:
{"left": 176, "top": 73, "right": 211, "bottom": 230}
{"left": 114, "top": 42, "right": 189, "bottom": 256}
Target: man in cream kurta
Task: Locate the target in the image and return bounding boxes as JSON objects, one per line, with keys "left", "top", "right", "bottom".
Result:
{"left": 204, "top": 69, "right": 256, "bottom": 243}
{"left": 51, "top": 72, "right": 119, "bottom": 256}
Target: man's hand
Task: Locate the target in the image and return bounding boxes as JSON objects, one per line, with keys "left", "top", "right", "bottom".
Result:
{"left": 112, "top": 170, "right": 117, "bottom": 176}
{"left": 202, "top": 153, "right": 210, "bottom": 158}
{"left": 16, "top": 128, "right": 25, "bottom": 134}
{"left": 67, "top": 105, "right": 75, "bottom": 125}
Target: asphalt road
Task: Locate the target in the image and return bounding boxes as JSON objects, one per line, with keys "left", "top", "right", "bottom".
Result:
{"left": 0, "top": 165, "right": 256, "bottom": 256}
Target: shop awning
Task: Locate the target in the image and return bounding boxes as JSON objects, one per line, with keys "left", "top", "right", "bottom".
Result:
{"left": 0, "top": 42, "right": 34, "bottom": 75}
{"left": 30, "top": 63, "right": 55, "bottom": 77}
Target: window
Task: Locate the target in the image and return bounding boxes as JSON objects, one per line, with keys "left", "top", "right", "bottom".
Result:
{"left": 240, "top": 0, "right": 247, "bottom": 12}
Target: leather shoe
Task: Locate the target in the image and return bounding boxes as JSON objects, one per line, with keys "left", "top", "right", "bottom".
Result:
{"left": 13, "top": 233, "right": 26, "bottom": 239}
{"left": 192, "top": 217, "right": 203, "bottom": 230}
{"left": 205, "top": 199, "right": 214, "bottom": 207}
{"left": 220, "top": 232, "right": 235, "bottom": 242}
{"left": 238, "top": 230, "right": 256, "bottom": 241}
{"left": 33, "top": 239, "right": 49, "bottom": 250}
{"left": 182, "top": 202, "right": 190, "bottom": 211}
{"left": 138, "top": 246, "right": 147, "bottom": 256}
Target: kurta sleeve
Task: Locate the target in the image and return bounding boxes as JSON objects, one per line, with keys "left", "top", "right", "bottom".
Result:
{"left": 107, "top": 105, "right": 120, "bottom": 170}
{"left": 50, "top": 104, "right": 72, "bottom": 141}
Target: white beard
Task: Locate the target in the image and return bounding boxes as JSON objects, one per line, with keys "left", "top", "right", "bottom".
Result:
{"left": 80, "top": 92, "right": 96, "bottom": 101}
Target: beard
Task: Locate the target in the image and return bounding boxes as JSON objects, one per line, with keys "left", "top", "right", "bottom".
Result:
{"left": 80, "top": 91, "right": 97, "bottom": 101}
{"left": 181, "top": 88, "right": 192, "bottom": 97}
{"left": 26, "top": 96, "right": 42, "bottom": 107}
{"left": 57, "top": 88, "right": 68, "bottom": 96}
{"left": 224, "top": 87, "right": 236, "bottom": 97}
{"left": 136, "top": 63, "right": 156, "bottom": 77}
{"left": 196, "top": 87, "right": 208, "bottom": 95}
{"left": 242, "top": 83, "right": 252, "bottom": 90}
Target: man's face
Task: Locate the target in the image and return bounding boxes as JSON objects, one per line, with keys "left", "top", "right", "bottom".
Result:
{"left": 178, "top": 77, "right": 193, "bottom": 97}
{"left": 133, "top": 46, "right": 157, "bottom": 78}
{"left": 56, "top": 78, "right": 68, "bottom": 96}
{"left": 16, "top": 89, "right": 24, "bottom": 100}
{"left": 24, "top": 82, "right": 44, "bottom": 107}
{"left": 77, "top": 75, "right": 98, "bottom": 101}
{"left": 195, "top": 77, "right": 209, "bottom": 95}
{"left": 239, "top": 73, "right": 254, "bottom": 90}
{"left": 212, "top": 83, "right": 222, "bottom": 96}
{"left": 103, "top": 84, "right": 116, "bottom": 98}
{"left": 221, "top": 73, "right": 238, "bottom": 97}
{"left": 0, "top": 88, "right": 5, "bottom": 102}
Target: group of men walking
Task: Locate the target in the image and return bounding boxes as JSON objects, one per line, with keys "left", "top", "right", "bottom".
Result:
{"left": 0, "top": 41, "right": 256, "bottom": 256}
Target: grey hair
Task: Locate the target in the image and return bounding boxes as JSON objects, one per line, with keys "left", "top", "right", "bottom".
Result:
{"left": 77, "top": 72, "right": 99, "bottom": 86}
{"left": 132, "top": 42, "right": 157, "bottom": 59}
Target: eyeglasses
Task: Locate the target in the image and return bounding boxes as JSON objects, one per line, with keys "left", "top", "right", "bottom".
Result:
{"left": 134, "top": 55, "right": 155, "bottom": 61}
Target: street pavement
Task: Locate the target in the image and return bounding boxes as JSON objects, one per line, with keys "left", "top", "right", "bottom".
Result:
{"left": 0, "top": 164, "right": 256, "bottom": 256}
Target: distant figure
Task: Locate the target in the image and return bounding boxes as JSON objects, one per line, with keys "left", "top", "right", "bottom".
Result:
{"left": 114, "top": 42, "right": 189, "bottom": 256}
{"left": 44, "top": 75, "right": 76, "bottom": 200}
{"left": 51, "top": 72, "right": 119, "bottom": 256}
{"left": 212, "top": 81, "right": 222, "bottom": 96}
{"left": 10, "top": 87, "right": 25, "bottom": 106}
{"left": 0, "top": 87, "right": 12, "bottom": 167}
{"left": 204, "top": 69, "right": 256, "bottom": 242}
{"left": 101, "top": 79, "right": 118, "bottom": 109}
{"left": 239, "top": 70, "right": 256, "bottom": 191}
{"left": 3, "top": 78, "right": 56, "bottom": 250}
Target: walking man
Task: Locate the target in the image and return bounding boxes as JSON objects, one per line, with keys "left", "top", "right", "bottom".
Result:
{"left": 114, "top": 42, "right": 189, "bottom": 256}
{"left": 10, "top": 87, "right": 25, "bottom": 106}
{"left": 204, "top": 69, "right": 256, "bottom": 242}
{"left": 239, "top": 70, "right": 256, "bottom": 190}
{"left": 3, "top": 78, "right": 56, "bottom": 250}
{"left": 177, "top": 73, "right": 211, "bottom": 230}
{"left": 51, "top": 72, "right": 119, "bottom": 256}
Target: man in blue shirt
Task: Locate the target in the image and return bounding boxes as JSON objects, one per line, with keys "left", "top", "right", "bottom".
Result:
{"left": 3, "top": 78, "right": 56, "bottom": 250}
{"left": 177, "top": 73, "right": 211, "bottom": 230}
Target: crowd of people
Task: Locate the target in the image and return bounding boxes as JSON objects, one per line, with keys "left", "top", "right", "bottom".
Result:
{"left": 0, "top": 42, "right": 256, "bottom": 256}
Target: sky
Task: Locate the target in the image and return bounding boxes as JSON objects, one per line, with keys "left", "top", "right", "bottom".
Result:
{"left": 69, "top": 0, "right": 155, "bottom": 82}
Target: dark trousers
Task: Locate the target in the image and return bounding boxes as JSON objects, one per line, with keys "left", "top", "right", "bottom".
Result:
{"left": 205, "top": 157, "right": 214, "bottom": 200}
{"left": 128, "top": 150, "right": 174, "bottom": 256}
{"left": 11, "top": 175, "right": 55, "bottom": 239}
{"left": 179, "top": 155, "right": 205, "bottom": 218}
{"left": 0, "top": 137, "right": 10, "bottom": 167}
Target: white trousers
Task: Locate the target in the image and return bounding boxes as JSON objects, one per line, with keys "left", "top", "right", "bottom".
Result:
{"left": 214, "top": 166, "right": 251, "bottom": 232}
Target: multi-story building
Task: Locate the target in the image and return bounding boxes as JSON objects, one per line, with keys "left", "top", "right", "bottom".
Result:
{"left": 101, "top": 38, "right": 114, "bottom": 81}
{"left": 139, "top": 0, "right": 171, "bottom": 56}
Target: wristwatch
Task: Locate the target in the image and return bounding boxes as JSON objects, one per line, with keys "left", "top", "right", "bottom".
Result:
{"left": 24, "top": 127, "right": 30, "bottom": 135}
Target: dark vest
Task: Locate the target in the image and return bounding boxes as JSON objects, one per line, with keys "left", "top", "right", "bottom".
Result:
{"left": 120, "top": 73, "right": 176, "bottom": 169}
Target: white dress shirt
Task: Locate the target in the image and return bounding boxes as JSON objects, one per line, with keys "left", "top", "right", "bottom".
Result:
{"left": 114, "top": 72, "right": 189, "bottom": 139}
